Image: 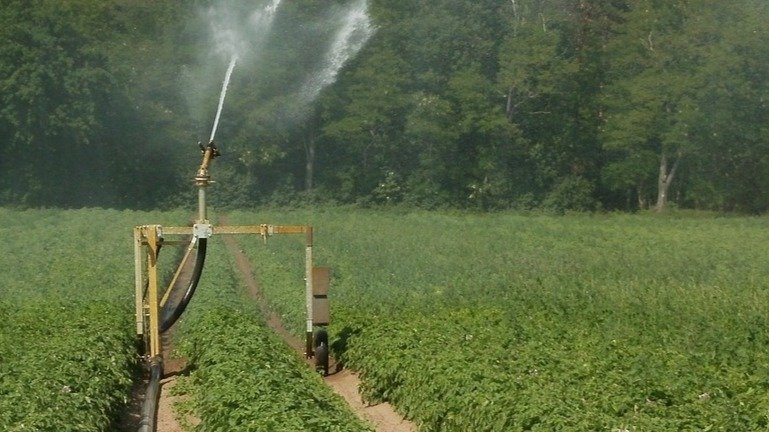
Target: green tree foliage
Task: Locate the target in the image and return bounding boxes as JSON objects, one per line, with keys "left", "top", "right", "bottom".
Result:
{"left": 601, "top": 0, "right": 769, "bottom": 212}
{"left": 0, "top": 0, "right": 188, "bottom": 207}
{"left": 602, "top": 1, "right": 700, "bottom": 210}
{"left": 679, "top": 1, "right": 769, "bottom": 212}
{"left": 320, "top": 46, "right": 411, "bottom": 202}
{"left": 1, "top": 0, "right": 769, "bottom": 212}
{"left": 0, "top": 1, "right": 113, "bottom": 204}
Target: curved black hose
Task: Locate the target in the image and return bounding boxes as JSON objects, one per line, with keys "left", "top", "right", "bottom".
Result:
{"left": 159, "top": 237, "right": 207, "bottom": 333}
{"left": 137, "top": 358, "right": 163, "bottom": 432}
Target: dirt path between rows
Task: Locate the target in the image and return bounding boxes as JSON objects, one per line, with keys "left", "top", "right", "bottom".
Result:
{"left": 220, "top": 223, "right": 416, "bottom": 432}
{"left": 118, "top": 336, "right": 198, "bottom": 432}
{"left": 156, "top": 338, "right": 198, "bottom": 432}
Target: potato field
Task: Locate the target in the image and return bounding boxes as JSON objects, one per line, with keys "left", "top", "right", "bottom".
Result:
{"left": 0, "top": 208, "right": 367, "bottom": 432}
{"left": 231, "top": 208, "right": 769, "bottom": 431}
{"left": 2, "top": 207, "right": 769, "bottom": 431}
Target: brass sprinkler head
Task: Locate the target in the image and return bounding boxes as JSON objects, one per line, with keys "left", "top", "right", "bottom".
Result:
{"left": 194, "top": 141, "right": 220, "bottom": 187}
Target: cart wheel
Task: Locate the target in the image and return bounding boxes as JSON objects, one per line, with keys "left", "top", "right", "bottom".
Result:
{"left": 315, "top": 342, "right": 329, "bottom": 376}
{"left": 313, "top": 328, "right": 328, "bottom": 348}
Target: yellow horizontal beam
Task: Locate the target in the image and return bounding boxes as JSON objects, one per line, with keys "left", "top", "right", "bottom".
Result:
{"left": 215, "top": 224, "right": 308, "bottom": 235}
{"left": 136, "top": 224, "right": 308, "bottom": 237}
{"left": 158, "top": 226, "right": 193, "bottom": 235}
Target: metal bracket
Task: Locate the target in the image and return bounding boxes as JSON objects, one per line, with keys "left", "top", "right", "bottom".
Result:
{"left": 193, "top": 223, "right": 213, "bottom": 239}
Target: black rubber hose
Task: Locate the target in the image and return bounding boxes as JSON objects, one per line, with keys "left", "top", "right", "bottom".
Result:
{"left": 159, "top": 237, "right": 207, "bottom": 333}
{"left": 137, "top": 358, "right": 163, "bottom": 432}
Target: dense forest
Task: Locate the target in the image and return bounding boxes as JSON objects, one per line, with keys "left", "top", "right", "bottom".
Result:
{"left": 1, "top": 0, "right": 768, "bottom": 212}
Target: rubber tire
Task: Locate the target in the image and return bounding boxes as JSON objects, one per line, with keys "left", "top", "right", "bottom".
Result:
{"left": 315, "top": 343, "right": 329, "bottom": 376}
{"left": 314, "top": 328, "right": 328, "bottom": 348}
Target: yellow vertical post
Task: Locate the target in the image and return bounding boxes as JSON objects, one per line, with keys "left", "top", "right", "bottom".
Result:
{"left": 134, "top": 227, "right": 144, "bottom": 336}
{"left": 305, "top": 226, "right": 314, "bottom": 357}
{"left": 145, "top": 225, "right": 162, "bottom": 358}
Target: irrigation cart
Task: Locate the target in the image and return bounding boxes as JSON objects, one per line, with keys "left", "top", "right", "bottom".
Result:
{"left": 132, "top": 142, "right": 330, "bottom": 431}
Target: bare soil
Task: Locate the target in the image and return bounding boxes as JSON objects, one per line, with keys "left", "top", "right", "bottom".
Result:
{"left": 220, "top": 223, "right": 416, "bottom": 432}
{"left": 115, "top": 369, "right": 145, "bottom": 431}
{"left": 116, "top": 343, "right": 194, "bottom": 432}
{"left": 156, "top": 342, "right": 199, "bottom": 432}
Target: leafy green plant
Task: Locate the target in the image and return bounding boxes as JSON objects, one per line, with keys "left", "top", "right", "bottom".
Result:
{"left": 0, "top": 208, "right": 191, "bottom": 431}
{"left": 229, "top": 207, "right": 769, "bottom": 431}
{"left": 0, "top": 300, "right": 136, "bottom": 432}
{"left": 172, "top": 240, "right": 371, "bottom": 432}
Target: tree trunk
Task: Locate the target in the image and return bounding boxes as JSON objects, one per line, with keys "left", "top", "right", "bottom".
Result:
{"left": 636, "top": 183, "right": 647, "bottom": 210}
{"left": 654, "top": 151, "right": 680, "bottom": 212}
{"left": 304, "top": 135, "right": 316, "bottom": 193}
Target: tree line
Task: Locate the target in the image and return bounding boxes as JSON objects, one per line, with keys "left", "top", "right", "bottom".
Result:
{"left": 1, "top": 0, "right": 768, "bottom": 213}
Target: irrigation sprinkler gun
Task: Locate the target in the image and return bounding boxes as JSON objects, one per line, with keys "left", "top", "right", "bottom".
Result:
{"left": 133, "top": 141, "right": 331, "bottom": 431}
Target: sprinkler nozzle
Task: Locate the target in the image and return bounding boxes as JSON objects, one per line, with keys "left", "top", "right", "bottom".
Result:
{"left": 194, "top": 141, "right": 220, "bottom": 187}
{"left": 198, "top": 141, "right": 221, "bottom": 158}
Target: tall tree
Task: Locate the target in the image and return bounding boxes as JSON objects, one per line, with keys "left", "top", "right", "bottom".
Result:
{"left": 601, "top": 1, "right": 711, "bottom": 211}
{"left": 320, "top": 46, "right": 410, "bottom": 201}
{"left": 498, "top": 0, "right": 623, "bottom": 210}
{"left": 679, "top": 1, "right": 769, "bottom": 212}
{"left": 0, "top": 1, "right": 116, "bottom": 205}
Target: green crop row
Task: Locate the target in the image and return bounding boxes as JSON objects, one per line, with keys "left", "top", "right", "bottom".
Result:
{"left": 229, "top": 207, "right": 769, "bottom": 431}
{"left": 0, "top": 300, "right": 135, "bottom": 432}
{"left": 6, "top": 206, "right": 768, "bottom": 430}
{"left": 337, "top": 305, "right": 769, "bottom": 430}
{"left": 0, "top": 207, "right": 370, "bottom": 431}
{"left": 0, "top": 208, "right": 189, "bottom": 431}
{"left": 171, "top": 238, "right": 372, "bottom": 432}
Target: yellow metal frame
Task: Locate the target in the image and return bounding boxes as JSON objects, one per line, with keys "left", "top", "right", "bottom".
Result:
{"left": 133, "top": 225, "right": 163, "bottom": 358}
{"left": 134, "top": 223, "right": 320, "bottom": 360}
{"left": 135, "top": 141, "right": 327, "bottom": 364}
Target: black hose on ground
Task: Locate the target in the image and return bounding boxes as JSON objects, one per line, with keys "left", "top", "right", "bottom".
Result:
{"left": 137, "top": 357, "right": 163, "bottom": 432}
{"left": 159, "top": 237, "right": 207, "bottom": 333}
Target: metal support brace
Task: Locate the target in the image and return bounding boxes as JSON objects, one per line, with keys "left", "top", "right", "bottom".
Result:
{"left": 144, "top": 225, "right": 162, "bottom": 359}
{"left": 134, "top": 227, "right": 144, "bottom": 336}
{"left": 134, "top": 223, "right": 318, "bottom": 359}
{"left": 305, "top": 226, "right": 314, "bottom": 358}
